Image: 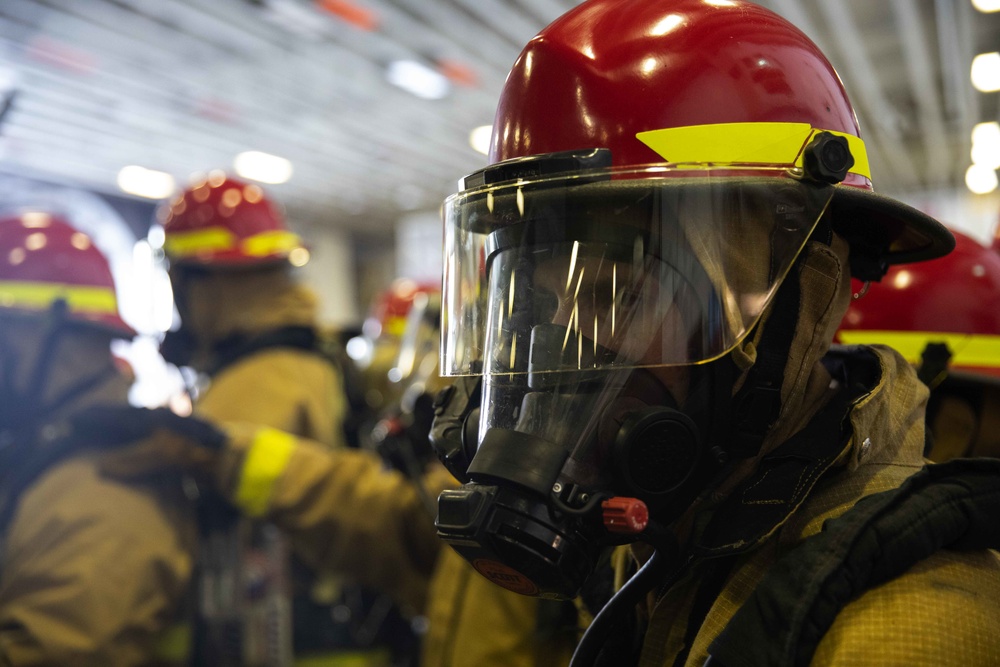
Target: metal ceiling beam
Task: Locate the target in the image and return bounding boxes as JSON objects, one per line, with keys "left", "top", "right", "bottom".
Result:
{"left": 2, "top": 0, "right": 485, "bottom": 179}
{"left": 806, "top": 1, "right": 914, "bottom": 190}
{"left": 890, "top": 0, "right": 950, "bottom": 189}
{"left": 938, "top": 0, "right": 982, "bottom": 182}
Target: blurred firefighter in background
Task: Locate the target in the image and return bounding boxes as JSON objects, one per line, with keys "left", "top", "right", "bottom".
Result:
{"left": 355, "top": 279, "right": 581, "bottom": 666}
{"left": 357, "top": 280, "right": 443, "bottom": 483}
{"left": 837, "top": 228, "right": 1000, "bottom": 462}
{"left": 0, "top": 212, "right": 202, "bottom": 665}
{"left": 159, "top": 172, "right": 413, "bottom": 667}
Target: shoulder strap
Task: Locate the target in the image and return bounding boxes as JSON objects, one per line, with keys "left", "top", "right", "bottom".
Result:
{"left": 0, "top": 406, "right": 226, "bottom": 539}
{"left": 208, "top": 326, "right": 319, "bottom": 377}
{"left": 209, "top": 327, "right": 370, "bottom": 447}
{"left": 705, "top": 457, "right": 1000, "bottom": 667}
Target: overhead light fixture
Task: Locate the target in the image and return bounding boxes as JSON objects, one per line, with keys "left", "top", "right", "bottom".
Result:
{"left": 117, "top": 166, "right": 176, "bottom": 199}
{"left": 971, "top": 122, "right": 1000, "bottom": 169}
{"left": 965, "top": 164, "right": 999, "bottom": 194}
{"left": 386, "top": 60, "right": 450, "bottom": 100}
{"left": 233, "top": 151, "right": 293, "bottom": 184}
{"left": 469, "top": 125, "right": 492, "bottom": 155}
{"left": 971, "top": 52, "right": 1000, "bottom": 92}
{"left": 972, "top": 0, "right": 1000, "bottom": 12}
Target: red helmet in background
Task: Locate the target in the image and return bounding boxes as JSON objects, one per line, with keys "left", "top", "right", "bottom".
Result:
{"left": 365, "top": 279, "right": 441, "bottom": 340}
{"left": 0, "top": 212, "right": 134, "bottom": 337}
{"left": 159, "top": 172, "right": 306, "bottom": 267}
{"left": 837, "top": 229, "right": 1000, "bottom": 379}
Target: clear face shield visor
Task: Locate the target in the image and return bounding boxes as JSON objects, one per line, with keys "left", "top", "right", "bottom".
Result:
{"left": 434, "top": 161, "right": 838, "bottom": 600}
{"left": 441, "top": 167, "right": 834, "bottom": 476}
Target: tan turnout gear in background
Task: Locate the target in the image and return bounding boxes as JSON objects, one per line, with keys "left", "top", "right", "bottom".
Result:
{"left": 0, "top": 214, "right": 198, "bottom": 666}
{"left": 183, "top": 269, "right": 346, "bottom": 449}
{"left": 421, "top": 548, "right": 578, "bottom": 667}
{"left": 161, "top": 173, "right": 425, "bottom": 667}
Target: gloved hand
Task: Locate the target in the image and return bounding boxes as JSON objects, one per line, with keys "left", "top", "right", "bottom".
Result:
{"left": 91, "top": 406, "right": 226, "bottom": 480}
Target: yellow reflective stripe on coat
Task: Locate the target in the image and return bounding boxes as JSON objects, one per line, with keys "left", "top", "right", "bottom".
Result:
{"left": 636, "top": 122, "right": 871, "bottom": 179}
{"left": 837, "top": 330, "right": 1000, "bottom": 369}
{"left": 0, "top": 280, "right": 118, "bottom": 314}
{"left": 152, "top": 622, "right": 192, "bottom": 664}
{"left": 235, "top": 427, "right": 297, "bottom": 517}
{"left": 294, "top": 647, "right": 393, "bottom": 667}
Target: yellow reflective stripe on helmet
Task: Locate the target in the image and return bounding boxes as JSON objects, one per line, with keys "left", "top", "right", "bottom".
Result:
{"left": 235, "top": 427, "right": 296, "bottom": 518}
{"left": 635, "top": 122, "right": 871, "bottom": 179}
{"left": 164, "top": 228, "right": 301, "bottom": 259}
{"left": 837, "top": 330, "right": 1000, "bottom": 369}
{"left": 241, "top": 230, "right": 302, "bottom": 257}
{"left": 0, "top": 280, "right": 118, "bottom": 314}
{"left": 163, "top": 227, "right": 235, "bottom": 257}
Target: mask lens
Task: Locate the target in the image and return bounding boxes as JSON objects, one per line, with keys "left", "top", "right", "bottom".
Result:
{"left": 441, "top": 167, "right": 834, "bottom": 377}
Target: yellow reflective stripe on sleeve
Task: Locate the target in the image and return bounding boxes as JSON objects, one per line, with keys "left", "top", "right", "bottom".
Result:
{"left": 241, "top": 230, "right": 303, "bottom": 257}
{"left": 152, "top": 622, "right": 192, "bottom": 663}
{"left": 837, "top": 330, "right": 1000, "bottom": 369}
{"left": 293, "top": 648, "right": 393, "bottom": 667}
{"left": 235, "top": 427, "right": 297, "bottom": 518}
{"left": 635, "top": 122, "right": 871, "bottom": 179}
{"left": 0, "top": 280, "right": 118, "bottom": 314}
{"left": 163, "top": 227, "right": 235, "bottom": 257}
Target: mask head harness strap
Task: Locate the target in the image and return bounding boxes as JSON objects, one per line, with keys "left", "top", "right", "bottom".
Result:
{"left": 0, "top": 300, "right": 118, "bottom": 452}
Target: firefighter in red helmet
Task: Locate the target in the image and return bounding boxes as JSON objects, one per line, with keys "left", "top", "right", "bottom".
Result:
{"left": 838, "top": 228, "right": 1000, "bottom": 462}
{"left": 0, "top": 212, "right": 199, "bottom": 664}
{"left": 159, "top": 172, "right": 422, "bottom": 665}
{"left": 425, "top": 1, "right": 1000, "bottom": 666}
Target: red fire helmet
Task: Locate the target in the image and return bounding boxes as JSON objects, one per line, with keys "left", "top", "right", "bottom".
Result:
{"left": 488, "top": 0, "right": 952, "bottom": 267}
{"left": 837, "top": 229, "right": 1000, "bottom": 378}
{"left": 366, "top": 279, "right": 441, "bottom": 339}
{"left": 159, "top": 172, "right": 305, "bottom": 267}
{"left": 0, "top": 212, "right": 134, "bottom": 337}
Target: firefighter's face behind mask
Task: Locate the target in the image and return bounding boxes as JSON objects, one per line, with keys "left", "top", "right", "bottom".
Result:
{"left": 434, "top": 157, "right": 835, "bottom": 599}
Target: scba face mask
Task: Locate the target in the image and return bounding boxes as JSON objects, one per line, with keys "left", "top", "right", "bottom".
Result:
{"left": 432, "top": 149, "right": 838, "bottom": 599}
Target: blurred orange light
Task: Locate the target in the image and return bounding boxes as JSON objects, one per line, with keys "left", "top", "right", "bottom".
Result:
{"left": 437, "top": 58, "right": 478, "bottom": 87}
{"left": 316, "top": 0, "right": 379, "bottom": 31}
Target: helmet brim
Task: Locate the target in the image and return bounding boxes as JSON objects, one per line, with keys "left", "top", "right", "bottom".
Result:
{"left": 830, "top": 187, "right": 955, "bottom": 268}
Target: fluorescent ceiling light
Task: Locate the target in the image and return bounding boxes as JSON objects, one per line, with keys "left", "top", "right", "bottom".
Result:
{"left": 386, "top": 60, "right": 450, "bottom": 100}
{"left": 469, "top": 125, "right": 492, "bottom": 155}
{"left": 234, "top": 150, "right": 294, "bottom": 184}
{"left": 972, "top": 0, "right": 1000, "bottom": 12}
{"left": 971, "top": 122, "right": 1000, "bottom": 169}
{"left": 117, "top": 166, "right": 176, "bottom": 199}
{"left": 965, "top": 164, "right": 999, "bottom": 194}
{"left": 971, "top": 52, "right": 1000, "bottom": 92}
